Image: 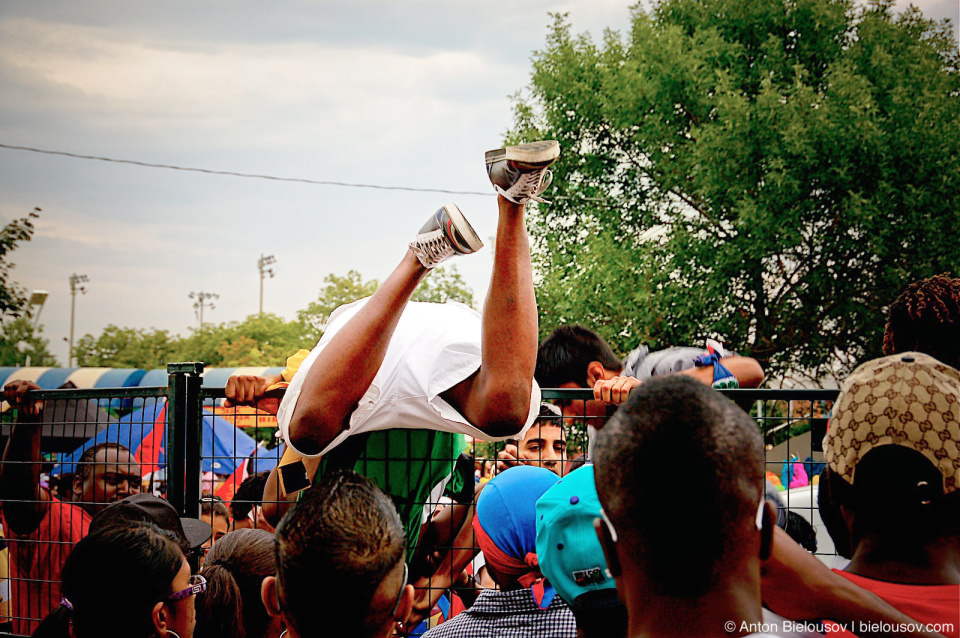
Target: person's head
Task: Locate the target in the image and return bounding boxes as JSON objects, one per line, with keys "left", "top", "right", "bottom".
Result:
{"left": 61, "top": 522, "right": 201, "bottom": 638}
{"left": 536, "top": 326, "right": 623, "bottom": 389}
{"left": 89, "top": 492, "right": 213, "bottom": 564}
{"left": 508, "top": 404, "right": 567, "bottom": 475}
{"left": 231, "top": 472, "right": 270, "bottom": 530}
{"left": 200, "top": 497, "right": 231, "bottom": 551}
{"left": 883, "top": 272, "right": 960, "bottom": 369}
{"left": 536, "top": 327, "right": 623, "bottom": 427}
{"left": 197, "top": 529, "right": 281, "bottom": 638}
{"left": 819, "top": 352, "right": 960, "bottom": 562}
{"left": 263, "top": 469, "right": 411, "bottom": 638}
{"left": 474, "top": 465, "right": 560, "bottom": 603}
{"left": 536, "top": 465, "right": 627, "bottom": 637}
{"left": 593, "top": 375, "right": 772, "bottom": 602}
{"left": 72, "top": 442, "right": 142, "bottom": 514}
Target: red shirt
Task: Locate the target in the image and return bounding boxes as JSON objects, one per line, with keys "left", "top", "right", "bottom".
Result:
{"left": 3, "top": 492, "right": 90, "bottom": 635}
{"left": 824, "top": 569, "right": 959, "bottom": 638}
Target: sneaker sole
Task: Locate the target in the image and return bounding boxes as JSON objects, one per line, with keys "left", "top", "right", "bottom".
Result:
{"left": 443, "top": 203, "right": 484, "bottom": 253}
{"left": 485, "top": 140, "right": 560, "bottom": 167}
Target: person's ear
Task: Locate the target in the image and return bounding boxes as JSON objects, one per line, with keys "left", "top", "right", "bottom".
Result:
{"left": 759, "top": 501, "right": 776, "bottom": 562}
{"left": 72, "top": 474, "right": 83, "bottom": 498}
{"left": 151, "top": 601, "right": 168, "bottom": 635}
{"left": 261, "top": 576, "right": 282, "bottom": 618}
{"left": 594, "top": 516, "right": 622, "bottom": 578}
{"left": 395, "top": 584, "right": 414, "bottom": 624}
{"left": 586, "top": 361, "right": 615, "bottom": 387}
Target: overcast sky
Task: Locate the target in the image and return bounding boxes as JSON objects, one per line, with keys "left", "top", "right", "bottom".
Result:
{"left": 1, "top": 0, "right": 956, "bottom": 366}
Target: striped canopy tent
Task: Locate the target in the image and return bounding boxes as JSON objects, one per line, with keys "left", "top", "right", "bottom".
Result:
{"left": 0, "top": 367, "right": 79, "bottom": 390}
{"left": 0, "top": 367, "right": 147, "bottom": 390}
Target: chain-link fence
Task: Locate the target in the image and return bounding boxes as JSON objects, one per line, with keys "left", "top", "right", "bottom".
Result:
{"left": 0, "top": 364, "right": 837, "bottom": 636}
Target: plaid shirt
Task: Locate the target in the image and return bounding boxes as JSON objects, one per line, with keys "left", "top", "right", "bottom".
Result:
{"left": 421, "top": 587, "right": 577, "bottom": 638}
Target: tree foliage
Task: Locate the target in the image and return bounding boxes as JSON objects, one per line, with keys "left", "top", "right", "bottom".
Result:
{"left": 0, "top": 208, "right": 39, "bottom": 319}
{"left": 515, "top": 0, "right": 960, "bottom": 380}
{"left": 72, "top": 267, "right": 474, "bottom": 369}
{"left": 0, "top": 317, "right": 58, "bottom": 366}
{"left": 74, "top": 326, "right": 177, "bottom": 368}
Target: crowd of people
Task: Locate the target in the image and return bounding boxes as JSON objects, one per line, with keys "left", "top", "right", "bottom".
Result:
{"left": 0, "top": 139, "right": 957, "bottom": 638}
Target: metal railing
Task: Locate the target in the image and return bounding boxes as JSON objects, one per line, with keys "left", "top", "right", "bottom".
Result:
{"left": 0, "top": 364, "right": 839, "bottom": 636}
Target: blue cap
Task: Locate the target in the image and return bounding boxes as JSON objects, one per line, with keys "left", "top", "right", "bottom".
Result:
{"left": 535, "top": 465, "right": 617, "bottom": 610}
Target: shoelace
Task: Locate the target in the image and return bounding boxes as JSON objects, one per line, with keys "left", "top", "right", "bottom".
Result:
{"left": 411, "top": 228, "right": 454, "bottom": 267}
{"left": 501, "top": 168, "right": 553, "bottom": 204}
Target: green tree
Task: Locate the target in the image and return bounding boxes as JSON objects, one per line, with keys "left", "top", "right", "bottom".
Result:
{"left": 297, "top": 267, "right": 476, "bottom": 339}
{"left": 297, "top": 270, "right": 379, "bottom": 338}
{"left": 515, "top": 0, "right": 960, "bottom": 380}
{"left": 411, "top": 265, "right": 475, "bottom": 307}
{"left": 0, "top": 208, "right": 39, "bottom": 319}
{"left": 73, "top": 325, "right": 176, "bottom": 368}
{"left": 0, "top": 317, "right": 57, "bottom": 366}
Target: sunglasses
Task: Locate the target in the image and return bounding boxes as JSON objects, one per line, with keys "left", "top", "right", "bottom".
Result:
{"left": 168, "top": 574, "right": 207, "bottom": 602}
{"left": 390, "top": 563, "right": 408, "bottom": 617}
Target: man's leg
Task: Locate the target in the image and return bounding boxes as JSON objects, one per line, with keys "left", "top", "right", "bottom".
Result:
{"left": 288, "top": 205, "right": 483, "bottom": 455}
{"left": 443, "top": 140, "right": 559, "bottom": 438}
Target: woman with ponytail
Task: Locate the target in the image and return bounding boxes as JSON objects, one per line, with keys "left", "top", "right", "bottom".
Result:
{"left": 195, "top": 528, "right": 283, "bottom": 638}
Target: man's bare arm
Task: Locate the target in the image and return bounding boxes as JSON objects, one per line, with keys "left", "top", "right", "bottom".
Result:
{"left": 763, "top": 527, "right": 946, "bottom": 638}
{"left": 0, "top": 381, "right": 49, "bottom": 535}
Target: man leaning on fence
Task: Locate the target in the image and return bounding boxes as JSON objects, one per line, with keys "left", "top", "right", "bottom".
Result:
{"left": 0, "top": 380, "right": 142, "bottom": 635}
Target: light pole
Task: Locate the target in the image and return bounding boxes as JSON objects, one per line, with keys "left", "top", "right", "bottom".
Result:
{"left": 257, "top": 254, "right": 275, "bottom": 315}
{"left": 68, "top": 275, "right": 88, "bottom": 367}
{"left": 29, "top": 290, "right": 49, "bottom": 330}
{"left": 189, "top": 291, "right": 218, "bottom": 328}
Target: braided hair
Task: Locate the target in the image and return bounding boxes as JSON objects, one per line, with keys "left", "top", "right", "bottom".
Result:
{"left": 883, "top": 273, "right": 960, "bottom": 369}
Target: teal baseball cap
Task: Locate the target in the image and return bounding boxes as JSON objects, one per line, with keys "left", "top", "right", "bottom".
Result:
{"left": 535, "top": 465, "right": 618, "bottom": 611}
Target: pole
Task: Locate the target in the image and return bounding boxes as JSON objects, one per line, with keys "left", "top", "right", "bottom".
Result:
{"left": 257, "top": 254, "right": 275, "bottom": 316}
{"left": 189, "top": 291, "right": 218, "bottom": 329}
{"left": 68, "top": 275, "right": 87, "bottom": 367}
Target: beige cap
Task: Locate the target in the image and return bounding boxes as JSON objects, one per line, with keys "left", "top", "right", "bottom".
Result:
{"left": 825, "top": 352, "right": 960, "bottom": 494}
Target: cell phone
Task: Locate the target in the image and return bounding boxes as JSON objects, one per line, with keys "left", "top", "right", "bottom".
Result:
{"left": 278, "top": 460, "right": 311, "bottom": 495}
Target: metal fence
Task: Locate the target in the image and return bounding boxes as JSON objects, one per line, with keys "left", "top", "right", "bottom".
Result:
{"left": 0, "top": 363, "right": 839, "bottom": 636}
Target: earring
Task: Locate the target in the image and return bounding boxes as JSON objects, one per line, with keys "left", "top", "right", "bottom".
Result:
{"left": 279, "top": 631, "right": 288, "bottom": 638}
{"left": 166, "top": 631, "right": 182, "bottom": 638}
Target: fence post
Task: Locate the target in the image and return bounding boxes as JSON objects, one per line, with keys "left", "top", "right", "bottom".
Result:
{"left": 167, "top": 362, "right": 205, "bottom": 517}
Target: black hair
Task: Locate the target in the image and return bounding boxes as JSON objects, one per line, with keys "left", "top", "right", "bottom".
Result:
{"left": 782, "top": 511, "right": 818, "bottom": 553}
{"left": 507, "top": 403, "right": 565, "bottom": 447}
{"left": 201, "top": 496, "right": 231, "bottom": 521}
{"left": 76, "top": 442, "right": 133, "bottom": 483}
{"left": 275, "top": 469, "right": 405, "bottom": 638}
{"left": 594, "top": 375, "right": 764, "bottom": 598}
{"left": 536, "top": 326, "right": 622, "bottom": 388}
{"left": 883, "top": 273, "right": 960, "bottom": 369}
{"left": 196, "top": 529, "right": 276, "bottom": 638}
{"left": 819, "top": 446, "right": 960, "bottom": 561}
{"left": 230, "top": 471, "right": 270, "bottom": 521}
{"left": 61, "top": 522, "right": 183, "bottom": 638}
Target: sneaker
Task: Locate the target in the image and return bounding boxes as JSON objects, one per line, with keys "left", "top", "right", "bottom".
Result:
{"left": 485, "top": 140, "right": 560, "bottom": 205}
{"left": 409, "top": 204, "right": 483, "bottom": 269}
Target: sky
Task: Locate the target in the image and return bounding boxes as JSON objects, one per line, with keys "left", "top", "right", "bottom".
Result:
{"left": 1, "top": 0, "right": 956, "bottom": 366}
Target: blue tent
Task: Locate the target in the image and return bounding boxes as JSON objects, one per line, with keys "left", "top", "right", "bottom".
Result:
{"left": 51, "top": 399, "right": 256, "bottom": 476}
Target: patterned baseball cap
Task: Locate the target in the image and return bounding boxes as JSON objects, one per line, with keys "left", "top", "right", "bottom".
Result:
{"left": 825, "top": 352, "right": 960, "bottom": 494}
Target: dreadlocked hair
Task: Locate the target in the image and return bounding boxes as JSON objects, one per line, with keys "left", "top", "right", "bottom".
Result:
{"left": 883, "top": 273, "right": 960, "bottom": 368}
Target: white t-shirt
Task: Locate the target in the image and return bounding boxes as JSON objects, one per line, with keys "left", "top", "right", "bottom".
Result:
{"left": 278, "top": 298, "right": 540, "bottom": 458}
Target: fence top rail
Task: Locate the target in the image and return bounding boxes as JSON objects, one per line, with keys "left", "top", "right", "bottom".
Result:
{"left": 12, "top": 386, "right": 169, "bottom": 400}
{"left": 540, "top": 387, "right": 840, "bottom": 401}
{"left": 10, "top": 386, "right": 840, "bottom": 403}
